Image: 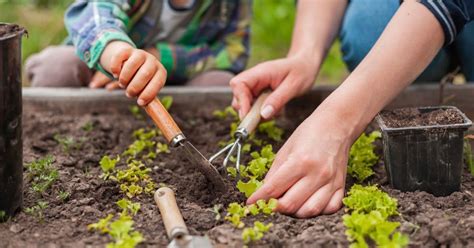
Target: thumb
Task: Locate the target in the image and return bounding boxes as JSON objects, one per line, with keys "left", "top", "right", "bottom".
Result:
{"left": 260, "top": 77, "right": 300, "bottom": 119}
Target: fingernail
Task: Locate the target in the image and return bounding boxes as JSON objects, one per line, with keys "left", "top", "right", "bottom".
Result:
{"left": 137, "top": 99, "right": 145, "bottom": 106}
{"left": 126, "top": 92, "right": 132, "bottom": 98}
{"left": 239, "top": 109, "right": 244, "bottom": 119}
{"left": 261, "top": 105, "right": 274, "bottom": 119}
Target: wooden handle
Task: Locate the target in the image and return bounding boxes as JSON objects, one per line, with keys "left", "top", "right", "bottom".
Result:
{"left": 154, "top": 187, "right": 188, "bottom": 239}
{"left": 238, "top": 92, "right": 270, "bottom": 134}
{"left": 145, "top": 98, "right": 183, "bottom": 144}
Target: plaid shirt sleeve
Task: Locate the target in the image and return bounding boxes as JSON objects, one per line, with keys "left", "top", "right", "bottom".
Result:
{"left": 65, "top": 0, "right": 137, "bottom": 76}
{"left": 157, "top": 1, "right": 252, "bottom": 81}
{"left": 417, "top": 0, "right": 474, "bottom": 44}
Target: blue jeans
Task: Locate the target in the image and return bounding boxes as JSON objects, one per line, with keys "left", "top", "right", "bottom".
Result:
{"left": 340, "top": 0, "right": 474, "bottom": 82}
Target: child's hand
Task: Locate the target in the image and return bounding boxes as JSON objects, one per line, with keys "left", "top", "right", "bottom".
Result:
{"left": 100, "top": 41, "right": 167, "bottom": 106}
{"left": 89, "top": 71, "right": 120, "bottom": 90}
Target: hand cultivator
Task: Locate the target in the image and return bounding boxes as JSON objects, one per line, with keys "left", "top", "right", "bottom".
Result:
{"left": 209, "top": 92, "right": 270, "bottom": 176}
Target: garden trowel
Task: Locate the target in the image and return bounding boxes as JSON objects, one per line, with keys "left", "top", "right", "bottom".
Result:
{"left": 144, "top": 98, "right": 226, "bottom": 191}
{"left": 155, "top": 187, "right": 213, "bottom": 248}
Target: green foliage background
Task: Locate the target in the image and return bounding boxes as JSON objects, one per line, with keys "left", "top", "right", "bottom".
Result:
{"left": 0, "top": 0, "right": 346, "bottom": 83}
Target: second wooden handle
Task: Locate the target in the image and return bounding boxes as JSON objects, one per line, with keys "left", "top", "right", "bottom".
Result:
{"left": 154, "top": 187, "right": 188, "bottom": 239}
{"left": 145, "top": 98, "right": 183, "bottom": 144}
{"left": 238, "top": 92, "right": 270, "bottom": 134}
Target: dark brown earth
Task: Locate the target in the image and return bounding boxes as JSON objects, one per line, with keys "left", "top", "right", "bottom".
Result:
{"left": 381, "top": 107, "right": 466, "bottom": 128}
{"left": 0, "top": 24, "right": 25, "bottom": 38}
{"left": 0, "top": 105, "right": 473, "bottom": 247}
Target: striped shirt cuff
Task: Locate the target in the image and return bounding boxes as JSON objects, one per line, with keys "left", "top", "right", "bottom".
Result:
{"left": 419, "top": 0, "right": 457, "bottom": 44}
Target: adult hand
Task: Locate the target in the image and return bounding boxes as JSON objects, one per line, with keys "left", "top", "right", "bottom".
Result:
{"left": 230, "top": 55, "right": 320, "bottom": 120}
{"left": 100, "top": 41, "right": 167, "bottom": 106}
{"left": 89, "top": 71, "right": 120, "bottom": 90}
{"left": 247, "top": 111, "right": 351, "bottom": 218}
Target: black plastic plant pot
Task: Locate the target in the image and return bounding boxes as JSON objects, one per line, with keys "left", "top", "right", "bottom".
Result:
{"left": 376, "top": 106, "right": 472, "bottom": 196}
{"left": 0, "top": 23, "right": 26, "bottom": 218}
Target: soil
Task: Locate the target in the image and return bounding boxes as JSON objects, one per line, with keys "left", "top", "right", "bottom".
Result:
{"left": 0, "top": 105, "right": 473, "bottom": 247}
{"left": 381, "top": 107, "right": 466, "bottom": 128}
{"left": 0, "top": 24, "right": 25, "bottom": 39}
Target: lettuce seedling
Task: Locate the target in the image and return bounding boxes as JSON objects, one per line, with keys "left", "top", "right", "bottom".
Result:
{"left": 237, "top": 177, "right": 263, "bottom": 198}
{"left": 343, "top": 211, "right": 409, "bottom": 248}
{"left": 242, "top": 221, "right": 273, "bottom": 244}
{"left": 117, "top": 198, "right": 141, "bottom": 216}
{"left": 100, "top": 155, "right": 120, "bottom": 180}
{"left": 343, "top": 184, "right": 398, "bottom": 218}
{"left": 343, "top": 184, "right": 409, "bottom": 248}
{"left": 129, "top": 106, "right": 144, "bottom": 120}
{"left": 82, "top": 121, "right": 94, "bottom": 132}
{"left": 258, "top": 120, "right": 283, "bottom": 141}
{"left": 348, "top": 131, "right": 381, "bottom": 182}
{"left": 156, "top": 142, "right": 170, "bottom": 154}
{"left": 88, "top": 214, "right": 114, "bottom": 233}
{"left": 160, "top": 96, "right": 174, "bottom": 110}
{"left": 213, "top": 106, "right": 238, "bottom": 120}
{"left": 0, "top": 211, "right": 6, "bottom": 222}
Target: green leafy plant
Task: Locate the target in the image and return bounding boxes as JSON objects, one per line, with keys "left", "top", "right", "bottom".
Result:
{"left": 242, "top": 221, "right": 273, "bottom": 244}
{"left": 88, "top": 199, "right": 144, "bottom": 248}
{"left": 343, "top": 184, "right": 409, "bottom": 248}
{"left": 25, "top": 201, "right": 48, "bottom": 220}
{"left": 213, "top": 106, "right": 238, "bottom": 120}
{"left": 117, "top": 198, "right": 141, "bottom": 216}
{"left": 57, "top": 190, "right": 70, "bottom": 202}
{"left": 25, "top": 155, "right": 59, "bottom": 194}
{"left": 236, "top": 177, "right": 263, "bottom": 198}
{"left": 82, "top": 121, "right": 94, "bottom": 132}
{"left": 224, "top": 199, "right": 277, "bottom": 229}
{"left": 343, "top": 184, "right": 398, "bottom": 218}
{"left": 160, "top": 96, "right": 174, "bottom": 110}
{"left": 99, "top": 157, "right": 156, "bottom": 198}
{"left": 54, "top": 134, "right": 85, "bottom": 153}
{"left": 258, "top": 120, "right": 283, "bottom": 141}
{"left": 129, "top": 106, "right": 144, "bottom": 120}
{"left": 464, "top": 136, "right": 474, "bottom": 176}
{"left": 348, "top": 131, "right": 381, "bottom": 182}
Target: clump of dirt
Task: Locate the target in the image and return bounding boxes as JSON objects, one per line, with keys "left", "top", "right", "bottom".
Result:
{"left": 0, "top": 24, "right": 25, "bottom": 38}
{"left": 0, "top": 104, "right": 472, "bottom": 247}
{"left": 381, "top": 107, "right": 466, "bottom": 128}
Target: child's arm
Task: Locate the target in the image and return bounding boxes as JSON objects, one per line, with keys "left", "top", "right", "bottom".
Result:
{"left": 156, "top": 1, "right": 252, "bottom": 82}
{"left": 65, "top": 1, "right": 166, "bottom": 106}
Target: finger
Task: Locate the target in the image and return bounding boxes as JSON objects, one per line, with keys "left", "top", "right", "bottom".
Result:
{"left": 276, "top": 176, "right": 327, "bottom": 215}
{"left": 126, "top": 58, "right": 157, "bottom": 98}
{"left": 260, "top": 75, "right": 301, "bottom": 119}
{"left": 119, "top": 51, "right": 146, "bottom": 89}
{"left": 230, "top": 78, "right": 253, "bottom": 120}
{"left": 105, "top": 81, "right": 120, "bottom": 91}
{"left": 247, "top": 156, "right": 303, "bottom": 205}
{"left": 231, "top": 97, "right": 239, "bottom": 110}
{"left": 322, "top": 188, "right": 344, "bottom": 215}
{"left": 89, "top": 72, "right": 111, "bottom": 88}
{"left": 294, "top": 184, "right": 334, "bottom": 218}
{"left": 136, "top": 64, "right": 166, "bottom": 106}
{"left": 110, "top": 48, "right": 133, "bottom": 78}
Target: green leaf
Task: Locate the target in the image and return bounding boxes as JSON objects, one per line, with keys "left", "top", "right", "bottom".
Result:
{"left": 237, "top": 177, "right": 263, "bottom": 198}
{"left": 88, "top": 214, "right": 114, "bottom": 233}
{"left": 160, "top": 96, "right": 174, "bottom": 110}
{"left": 343, "top": 184, "right": 398, "bottom": 218}
{"left": 100, "top": 155, "right": 119, "bottom": 173}
{"left": 258, "top": 120, "right": 284, "bottom": 141}
{"left": 348, "top": 131, "right": 381, "bottom": 182}
{"left": 464, "top": 138, "right": 474, "bottom": 176}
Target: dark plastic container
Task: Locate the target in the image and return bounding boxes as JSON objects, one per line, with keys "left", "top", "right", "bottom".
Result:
{"left": 376, "top": 106, "right": 472, "bottom": 196}
{"left": 0, "top": 23, "right": 26, "bottom": 218}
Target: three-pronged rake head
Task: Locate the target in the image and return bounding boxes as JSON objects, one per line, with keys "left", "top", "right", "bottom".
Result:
{"left": 209, "top": 128, "right": 248, "bottom": 177}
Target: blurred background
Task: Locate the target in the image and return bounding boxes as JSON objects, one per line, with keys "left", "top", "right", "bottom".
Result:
{"left": 0, "top": 0, "right": 347, "bottom": 85}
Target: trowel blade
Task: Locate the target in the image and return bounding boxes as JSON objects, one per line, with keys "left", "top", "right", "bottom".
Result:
{"left": 168, "top": 235, "right": 213, "bottom": 248}
{"left": 179, "top": 141, "right": 227, "bottom": 192}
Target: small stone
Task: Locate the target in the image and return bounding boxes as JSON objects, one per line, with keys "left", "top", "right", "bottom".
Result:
{"left": 217, "top": 235, "right": 228, "bottom": 244}
{"left": 33, "top": 233, "right": 40, "bottom": 238}
{"left": 71, "top": 217, "right": 78, "bottom": 222}
{"left": 9, "top": 224, "right": 23, "bottom": 233}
